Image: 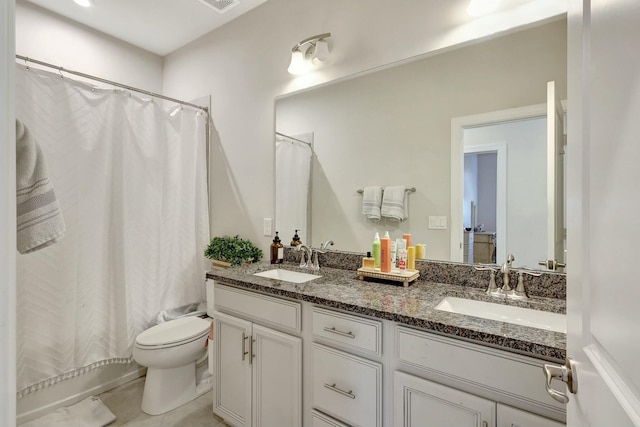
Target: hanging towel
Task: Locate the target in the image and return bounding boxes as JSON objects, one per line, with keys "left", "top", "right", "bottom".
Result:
{"left": 381, "top": 185, "right": 408, "bottom": 221}
{"left": 362, "top": 186, "right": 382, "bottom": 221}
{"left": 19, "top": 396, "right": 116, "bottom": 427}
{"left": 16, "top": 119, "right": 66, "bottom": 254}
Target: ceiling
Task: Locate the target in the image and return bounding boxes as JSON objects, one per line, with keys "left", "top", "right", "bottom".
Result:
{"left": 22, "top": 0, "right": 270, "bottom": 56}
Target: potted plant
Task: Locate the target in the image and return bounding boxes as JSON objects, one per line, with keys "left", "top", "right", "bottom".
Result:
{"left": 204, "top": 235, "right": 263, "bottom": 268}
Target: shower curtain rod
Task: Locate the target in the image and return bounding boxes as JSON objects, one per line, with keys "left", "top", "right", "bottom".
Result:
{"left": 276, "top": 132, "right": 312, "bottom": 146}
{"left": 16, "top": 54, "right": 208, "bottom": 113}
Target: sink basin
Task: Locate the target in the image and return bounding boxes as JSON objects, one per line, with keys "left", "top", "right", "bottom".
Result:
{"left": 435, "top": 297, "right": 566, "bottom": 333}
{"left": 253, "top": 269, "right": 322, "bottom": 284}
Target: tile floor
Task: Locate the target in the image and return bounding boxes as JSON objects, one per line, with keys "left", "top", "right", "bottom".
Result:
{"left": 99, "top": 377, "right": 228, "bottom": 427}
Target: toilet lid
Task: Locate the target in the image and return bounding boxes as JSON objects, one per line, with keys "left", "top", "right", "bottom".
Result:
{"left": 136, "top": 316, "right": 210, "bottom": 347}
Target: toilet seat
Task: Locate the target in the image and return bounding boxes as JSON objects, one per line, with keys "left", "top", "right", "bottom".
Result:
{"left": 135, "top": 316, "right": 210, "bottom": 349}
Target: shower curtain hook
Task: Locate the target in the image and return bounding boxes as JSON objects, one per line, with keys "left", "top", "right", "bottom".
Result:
{"left": 24, "top": 57, "right": 29, "bottom": 71}
{"left": 57, "top": 67, "right": 64, "bottom": 79}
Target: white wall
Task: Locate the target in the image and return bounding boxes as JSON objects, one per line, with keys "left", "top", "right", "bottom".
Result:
{"left": 162, "top": 0, "right": 567, "bottom": 256}
{"left": 15, "top": 0, "right": 163, "bottom": 92}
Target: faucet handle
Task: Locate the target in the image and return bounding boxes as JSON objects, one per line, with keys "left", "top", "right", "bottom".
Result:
{"left": 474, "top": 265, "right": 501, "bottom": 296}
{"left": 508, "top": 270, "right": 540, "bottom": 300}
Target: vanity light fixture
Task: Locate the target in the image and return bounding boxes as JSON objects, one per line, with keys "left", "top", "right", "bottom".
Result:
{"left": 466, "top": 0, "right": 501, "bottom": 17}
{"left": 287, "top": 33, "right": 331, "bottom": 75}
{"left": 73, "top": 0, "right": 93, "bottom": 7}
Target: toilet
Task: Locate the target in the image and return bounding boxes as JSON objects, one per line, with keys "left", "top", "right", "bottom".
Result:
{"left": 133, "top": 286, "right": 215, "bottom": 415}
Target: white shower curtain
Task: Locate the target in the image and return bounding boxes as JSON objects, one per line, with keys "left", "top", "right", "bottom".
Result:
{"left": 14, "top": 64, "right": 210, "bottom": 396}
{"left": 275, "top": 135, "right": 312, "bottom": 245}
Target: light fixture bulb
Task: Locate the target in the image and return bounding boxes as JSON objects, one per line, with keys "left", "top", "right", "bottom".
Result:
{"left": 287, "top": 49, "right": 307, "bottom": 75}
{"left": 466, "top": 0, "right": 500, "bottom": 17}
{"left": 311, "top": 39, "right": 330, "bottom": 65}
{"left": 74, "top": 0, "right": 93, "bottom": 7}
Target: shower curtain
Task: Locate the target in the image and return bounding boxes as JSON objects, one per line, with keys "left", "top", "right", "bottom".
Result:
{"left": 14, "top": 64, "right": 210, "bottom": 397}
{"left": 275, "top": 135, "right": 312, "bottom": 245}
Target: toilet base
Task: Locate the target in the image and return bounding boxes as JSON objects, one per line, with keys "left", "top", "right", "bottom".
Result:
{"left": 140, "top": 362, "right": 212, "bottom": 415}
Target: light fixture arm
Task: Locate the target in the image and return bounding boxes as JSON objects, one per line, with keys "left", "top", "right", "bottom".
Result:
{"left": 291, "top": 33, "right": 331, "bottom": 52}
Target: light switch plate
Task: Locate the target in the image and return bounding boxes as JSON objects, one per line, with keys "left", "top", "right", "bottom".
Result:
{"left": 263, "top": 218, "right": 273, "bottom": 236}
{"left": 428, "top": 216, "right": 447, "bottom": 230}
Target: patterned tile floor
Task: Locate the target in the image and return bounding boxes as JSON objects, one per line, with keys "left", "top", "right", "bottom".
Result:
{"left": 99, "top": 377, "right": 228, "bottom": 427}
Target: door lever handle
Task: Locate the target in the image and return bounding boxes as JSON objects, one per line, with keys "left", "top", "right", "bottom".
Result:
{"left": 543, "top": 358, "right": 578, "bottom": 403}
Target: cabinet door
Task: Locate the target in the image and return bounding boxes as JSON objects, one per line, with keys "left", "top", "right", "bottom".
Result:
{"left": 252, "top": 324, "right": 302, "bottom": 427}
{"left": 394, "top": 371, "right": 495, "bottom": 427}
{"left": 213, "top": 311, "right": 252, "bottom": 427}
{"left": 497, "top": 404, "right": 565, "bottom": 427}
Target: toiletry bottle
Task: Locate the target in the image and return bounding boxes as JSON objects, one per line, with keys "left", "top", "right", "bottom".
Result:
{"left": 362, "top": 251, "right": 375, "bottom": 269}
{"left": 290, "top": 229, "right": 302, "bottom": 247}
{"left": 380, "top": 234, "right": 391, "bottom": 273}
{"left": 397, "top": 248, "right": 408, "bottom": 271}
{"left": 390, "top": 236, "right": 397, "bottom": 268}
{"left": 407, "top": 246, "right": 416, "bottom": 271}
{"left": 372, "top": 232, "right": 381, "bottom": 269}
{"left": 402, "top": 233, "right": 412, "bottom": 249}
{"left": 270, "top": 232, "right": 284, "bottom": 264}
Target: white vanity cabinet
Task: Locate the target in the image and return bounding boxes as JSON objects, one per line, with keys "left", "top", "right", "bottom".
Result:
{"left": 394, "top": 370, "right": 495, "bottom": 427}
{"left": 497, "top": 404, "right": 565, "bottom": 427}
{"left": 212, "top": 284, "right": 302, "bottom": 427}
{"left": 394, "top": 326, "right": 566, "bottom": 427}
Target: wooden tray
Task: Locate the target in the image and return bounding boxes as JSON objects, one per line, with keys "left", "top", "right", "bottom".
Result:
{"left": 357, "top": 267, "right": 420, "bottom": 287}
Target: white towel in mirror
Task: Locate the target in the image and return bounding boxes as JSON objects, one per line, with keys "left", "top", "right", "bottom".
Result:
{"left": 381, "top": 185, "right": 408, "bottom": 221}
{"left": 362, "top": 186, "right": 382, "bottom": 221}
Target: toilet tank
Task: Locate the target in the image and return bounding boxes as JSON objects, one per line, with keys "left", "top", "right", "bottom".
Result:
{"left": 206, "top": 279, "right": 215, "bottom": 317}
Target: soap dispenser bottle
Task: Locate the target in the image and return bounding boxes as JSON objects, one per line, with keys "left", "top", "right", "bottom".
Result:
{"left": 372, "top": 232, "right": 381, "bottom": 269}
{"left": 270, "top": 232, "right": 284, "bottom": 264}
{"left": 290, "top": 229, "right": 302, "bottom": 247}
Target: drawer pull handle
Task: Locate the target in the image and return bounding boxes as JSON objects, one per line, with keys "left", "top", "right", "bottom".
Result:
{"left": 324, "top": 383, "right": 356, "bottom": 399}
{"left": 323, "top": 326, "right": 355, "bottom": 339}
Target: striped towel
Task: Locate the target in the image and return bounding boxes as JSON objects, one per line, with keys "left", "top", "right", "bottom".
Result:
{"left": 381, "top": 185, "right": 408, "bottom": 221}
{"left": 16, "top": 119, "right": 66, "bottom": 254}
{"left": 361, "top": 186, "right": 382, "bottom": 221}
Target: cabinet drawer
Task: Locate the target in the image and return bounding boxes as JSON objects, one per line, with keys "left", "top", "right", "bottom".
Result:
{"left": 396, "top": 326, "right": 566, "bottom": 415}
{"left": 214, "top": 283, "right": 301, "bottom": 333}
{"left": 311, "top": 409, "right": 351, "bottom": 427}
{"left": 312, "top": 343, "right": 382, "bottom": 427}
{"left": 312, "top": 307, "right": 382, "bottom": 356}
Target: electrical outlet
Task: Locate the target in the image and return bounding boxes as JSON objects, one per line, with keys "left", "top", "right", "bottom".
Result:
{"left": 263, "top": 218, "right": 273, "bottom": 236}
{"left": 428, "top": 216, "right": 447, "bottom": 230}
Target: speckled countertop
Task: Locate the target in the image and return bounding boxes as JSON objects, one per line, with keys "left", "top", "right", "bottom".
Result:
{"left": 206, "top": 262, "right": 566, "bottom": 362}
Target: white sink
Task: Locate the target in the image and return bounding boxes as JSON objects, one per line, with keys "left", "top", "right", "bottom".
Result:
{"left": 253, "top": 269, "right": 322, "bottom": 284}
{"left": 435, "top": 297, "right": 566, "bottom": 333}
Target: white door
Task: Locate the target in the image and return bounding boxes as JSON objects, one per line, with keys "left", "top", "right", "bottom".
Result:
{"left": 565, "top": 0, "right": 640, "bottom": 425}
{"left": 213, "top": 311, "right": 252, "bottom": 427}
{"left": 394, "top": 371, "right": 495, "bottom": 427}
{"left": 251, "top": 324, "right": 302, "bottom": 427}
{"left": 546, "top": 81, "right": 565, "bottom": 267}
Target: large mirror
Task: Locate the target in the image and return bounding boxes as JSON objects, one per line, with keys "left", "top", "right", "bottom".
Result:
{"left": 275, "top": 18, "right": 567, "bottom": 270}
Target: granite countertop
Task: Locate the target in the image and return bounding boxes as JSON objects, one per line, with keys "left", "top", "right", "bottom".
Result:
{"left": 206, "top": 262, "right": 566, "bottom": 362}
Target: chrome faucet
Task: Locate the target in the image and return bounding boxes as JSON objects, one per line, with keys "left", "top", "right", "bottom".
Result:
{"left": 297, "top": 245, "right": 312, "bottom": 268}
{"left": 500, "top": 254, "right": 515, "bottom": 293}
